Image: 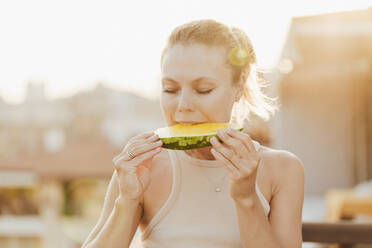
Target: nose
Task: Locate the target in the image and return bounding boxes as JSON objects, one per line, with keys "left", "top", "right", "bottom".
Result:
{"left": 177, "top": 89, "right": 193, "bottom": 112}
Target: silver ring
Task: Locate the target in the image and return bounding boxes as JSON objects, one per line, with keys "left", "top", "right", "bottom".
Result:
{"left": 127, "top": 150, "right": 135, "bottom": 160}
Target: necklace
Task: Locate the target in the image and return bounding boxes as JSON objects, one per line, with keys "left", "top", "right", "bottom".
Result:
{"left": 197, "top": 164, "right": 229, "bottom": 193}
{"left": 180, "top": 150, "right": 229, "bottom": 192}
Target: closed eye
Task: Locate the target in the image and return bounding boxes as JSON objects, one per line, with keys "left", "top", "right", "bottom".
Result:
{"left": 198, "top": 89, "right": 212, "bottom": 94}
{"left": 162, "top": 89, "right": 177, "bottom": 94}
{"left": 162, "top": 89, "right": 213, "bottom": 94}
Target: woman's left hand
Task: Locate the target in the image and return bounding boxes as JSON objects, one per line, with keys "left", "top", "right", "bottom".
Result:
{"left": 210, "top": 128, "right": 261, "bottom": 201}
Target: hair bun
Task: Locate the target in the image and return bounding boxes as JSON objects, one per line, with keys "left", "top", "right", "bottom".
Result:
{"left": 228, "top": 46, "right": 249, "bottom": 67}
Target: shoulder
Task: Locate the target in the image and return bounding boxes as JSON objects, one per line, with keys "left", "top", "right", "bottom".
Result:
{"left": 258, "top": 146, "right": 305, "bottom": 193}
{"left": 259, "top": 145, "right": 304, "bottom": 174}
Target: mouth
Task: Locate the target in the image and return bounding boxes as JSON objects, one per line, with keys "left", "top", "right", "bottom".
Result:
{"left": 177, "top": 121, "right": 203, "bottom": 125}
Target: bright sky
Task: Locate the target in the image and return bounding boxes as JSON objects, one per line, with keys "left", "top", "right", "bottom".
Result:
{"left": 0, "top": 0, "right": 370, "bottom": 104}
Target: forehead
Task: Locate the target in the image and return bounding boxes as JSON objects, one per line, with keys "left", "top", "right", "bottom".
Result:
{"left": 161, "top": 44, "right": 232, "bottom": 83}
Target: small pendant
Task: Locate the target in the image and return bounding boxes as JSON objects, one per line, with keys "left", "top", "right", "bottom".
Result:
{"left": 215, "top": 187, "right": 221, "bottom": 192}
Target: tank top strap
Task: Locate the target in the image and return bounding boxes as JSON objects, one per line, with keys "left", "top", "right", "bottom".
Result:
{"left": 141, "top": 149, "right": 181, "bottom": 240}
{"left": 252, "top": 140, "right": 270, "bottom": 217}
{"left": 255, "top": 181, "right": 270, "bottom": 217}
{"left": 252, "top": 140, "right": 260, "bottom": 152}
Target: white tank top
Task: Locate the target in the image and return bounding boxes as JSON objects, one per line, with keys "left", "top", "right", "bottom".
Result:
{"left": 140, "top": 140, "right": 270, "bottom": 247}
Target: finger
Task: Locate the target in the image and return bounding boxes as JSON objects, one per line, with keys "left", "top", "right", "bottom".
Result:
{"left": 210, "top": 136, "right": 240, "bottom": 168}
{"left": 211, "top": 148, "right": 240, "bottom": 179}
{"left": 113, "top": 155, "right": 128, "bottom": 174}
{"left": 114, "top": 143, "right": 140, "bottom": 163}
{"left": 132, "top": 131, "right": 155, "bottom": 141}
{"left": 113, "top": 153, "right": 131, "bottom": 168}
{"left": 132, "top": 133, "right": 159, "bottom": 146}
{"left": 216, "top": 129, "right": 246, "bottom": 155}
{"left": 112, "top": 155, "right": 120, "bottom": 164}
{"left": 114, "top": 143, "right": 162, "bottom": 169}
{"left": 225, "top": 128, "right": 255, "bottom": 152}
{"left": 113, "top": 154, "right": 140, "bottom": 176}
{"left": 119, "top": 148, "right": 138, "bottom": 162}
{"left": 115, "top": 134, "right": 159, "bottom": 161}
{"left": 113, "top": 152, "right": 127, "bottom": 164}
{"left": 124, "top": 134, "right": 160, "bottom": 156}
{"left": 131, "top": 147, "right": 162, "bottom": 165}
{"left": 130, "top": 140, "right": 163, "bottom": 157}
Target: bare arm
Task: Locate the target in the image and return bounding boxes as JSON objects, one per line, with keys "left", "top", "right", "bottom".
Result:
{"left": 235, "top": 151, "right": 304, "bottom": 248}
{"left": 81, "top": 171, "right": 144, "bottom": 248}
{"left": 81, "top": 131, "right": 161, "bottom": 248}
{"left": 268, "top": 152, "right": 304, "bottom": 247}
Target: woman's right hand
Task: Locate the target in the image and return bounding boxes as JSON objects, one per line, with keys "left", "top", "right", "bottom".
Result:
{"left": 112, "top": 132, "right": 163, "bottom": 201}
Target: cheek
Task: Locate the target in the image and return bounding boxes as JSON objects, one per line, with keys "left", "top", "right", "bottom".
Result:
{"left": 160, "top": 95, "right": 175, "bottom": 124}
{"left": 199, "top": 90, "right": 235, "bottom": 118}
{"left": 206, "top": 88, "right": 234, "bottom": 106}
{"left": 160, "top": 94, "right": 176, "bottom": 113}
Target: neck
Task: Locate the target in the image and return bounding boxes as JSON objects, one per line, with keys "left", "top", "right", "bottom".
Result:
{"left": 185, "top": 146, "right": 216, "bottom": 160}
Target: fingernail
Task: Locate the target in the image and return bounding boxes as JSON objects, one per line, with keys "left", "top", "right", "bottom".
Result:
{"left": 226, "top": 128, "right": 232, "bottom": 134}
{"left": 217, "top": 130, "right": 224, "bottom": 136}
{"left": 156, "top": 140, "right": 162, "bottom": 145}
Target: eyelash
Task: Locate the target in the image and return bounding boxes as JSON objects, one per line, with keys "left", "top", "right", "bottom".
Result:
{"left": 163, "top": 89, "right": 212, "bottom": 94}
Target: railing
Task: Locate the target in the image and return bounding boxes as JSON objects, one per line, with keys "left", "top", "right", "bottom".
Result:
{"left": 303, "top": 221, "right": 372, "bottom": 248}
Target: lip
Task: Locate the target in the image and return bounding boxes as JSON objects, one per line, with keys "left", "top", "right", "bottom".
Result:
{"left": 177, "top": 121, "right": 203, "bottom": 125}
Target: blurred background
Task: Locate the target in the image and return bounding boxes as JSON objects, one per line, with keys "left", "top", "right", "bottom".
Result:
{"left": 0, "top": 0, "right": 371, "bottom": 247}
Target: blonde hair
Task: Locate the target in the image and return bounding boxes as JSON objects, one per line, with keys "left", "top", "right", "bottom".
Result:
{"left": 161, "top": 19, "right": 279, "bottom": 125}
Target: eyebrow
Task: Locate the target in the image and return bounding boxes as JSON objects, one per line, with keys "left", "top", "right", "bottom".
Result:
{"left": 162, "top": 77, "right": 217, "bottom": 84}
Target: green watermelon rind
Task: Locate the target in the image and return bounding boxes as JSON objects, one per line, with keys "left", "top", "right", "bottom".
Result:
{"left": 159, "top": 127, "right": 243, "bottom": 150}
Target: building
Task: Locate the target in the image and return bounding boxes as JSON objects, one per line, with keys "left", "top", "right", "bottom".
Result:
{"left": 0, "top": 81, "right": 164, "bottom": 179}
{"left": 272, "top": 7, "right": 372, "bottom": 194}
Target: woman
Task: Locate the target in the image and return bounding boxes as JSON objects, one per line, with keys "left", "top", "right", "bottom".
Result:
{"left": 82, "top": 19, "right": 304, "bottom": 248}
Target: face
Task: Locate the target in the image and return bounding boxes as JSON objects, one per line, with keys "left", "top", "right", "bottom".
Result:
{"left": 160, "top": 44, "right": 242, "bottom": 126}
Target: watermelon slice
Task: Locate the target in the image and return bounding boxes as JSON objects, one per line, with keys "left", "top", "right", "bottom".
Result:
{"left": 154, "top": 122, "right": 243, "bottom": 150}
